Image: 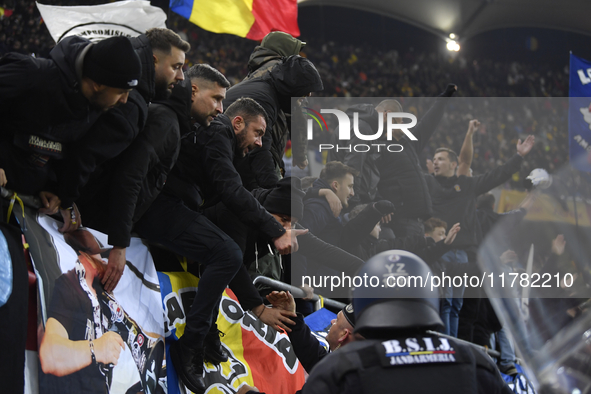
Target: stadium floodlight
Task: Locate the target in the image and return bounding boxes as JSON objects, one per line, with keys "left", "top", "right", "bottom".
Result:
{"left": 446, "top": 40, "right": 460, "bottom": 52}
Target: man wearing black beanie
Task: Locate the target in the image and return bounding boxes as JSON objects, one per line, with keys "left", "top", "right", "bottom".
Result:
{"left": 0, "top": 34, "right": 142, "bottom": 200}
{"left": 0, "top": 34, "right": 142, "bottom": 227}
{"left": 55, "top": 28, "right": 191, "bottom": 293}
{"left": 0, "top": 33, "right": 141, "bottom": 394}
{"left": 81, "top": 36, "right": 142, "bottom": 111}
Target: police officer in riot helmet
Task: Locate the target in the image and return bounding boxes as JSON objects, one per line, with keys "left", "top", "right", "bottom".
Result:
{"left": 301, "top": 250, "right": 512, "bottom": 394}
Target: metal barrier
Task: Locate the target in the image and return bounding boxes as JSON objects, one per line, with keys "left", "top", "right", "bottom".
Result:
{"left": 252, "top": 275, "right": 346, "bottom": 311}
{"left": 252, "top": 276, "right": 508, "bottom": 361}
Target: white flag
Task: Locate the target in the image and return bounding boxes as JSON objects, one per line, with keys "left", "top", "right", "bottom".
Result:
{"left": 36, "top": 0, "right": 167, "bottom": 43}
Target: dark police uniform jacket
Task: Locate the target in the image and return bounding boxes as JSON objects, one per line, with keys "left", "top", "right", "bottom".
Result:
{"left": 302, "top": 333, "right": 513, "bottom": 394}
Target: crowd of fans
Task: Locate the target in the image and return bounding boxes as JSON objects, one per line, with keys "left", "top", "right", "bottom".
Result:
{"left": 0, "top": 2, "right": 573, "bottom": 193}
{"left": 0, "top": 3, "right": 587, "bottom": 394}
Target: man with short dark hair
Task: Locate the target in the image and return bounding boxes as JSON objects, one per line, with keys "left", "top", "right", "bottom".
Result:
{"left": 224, "top": 55, "right": 323, "bottom": 189}
{"left": 300, "top": 161, "right": 359, "bottom": 246}
{"left": 60, "top": 28, "right": 190, "bottom": 291}
{"left": 427, "top": 136, "right": 535, "bottom": 341}
{"left": 134, "top": 97, "right": 305, "bottom": 394}
{"left": 77, "top": 63, "right": 228, "bottom": 278}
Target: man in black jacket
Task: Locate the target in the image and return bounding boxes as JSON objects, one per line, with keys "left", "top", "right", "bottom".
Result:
{"left": 0, "top": 35, "right": 141, "bottom": 221}
{"left": 134, "top": 98, "right": 303, "bottom": 394}
{"left": 426, "top": 136, "right": 535, "bottom": 343}
{"left": 0, "top": 35, "right": 141, "bottom": 394}
{"left": 76, "top": 66, "right": 200, "bottom": 282}
{"left": 300, "top": 161, "right": 358, "bottom": 246}
{"left": 332, "top": 85, "right": 457, "bottom": 239}
{"left": 64, "top": 28, "right": 190, "bottom": 291}
{"left": 224, "top": 55, "right": 323, "bottom": 190}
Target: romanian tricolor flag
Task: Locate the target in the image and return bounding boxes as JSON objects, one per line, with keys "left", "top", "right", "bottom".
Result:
{"left": 158, "top": 271, "right": 307, "bottom": 394}
{"left": 170, "top": 0, "right": 300, "bottom": 41}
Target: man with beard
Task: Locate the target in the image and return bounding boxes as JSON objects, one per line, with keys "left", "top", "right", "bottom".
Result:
{"left": 135, "top": 97, "right": 305, "bottom": 394}
{"left": 0, "top": 35, "right": 141, "bottom": 223}
{"left": 56, "top": 28, "right": 190, "bottom": 292}
{"left": 224, "top": 55, "right": 323, "bottom": 190}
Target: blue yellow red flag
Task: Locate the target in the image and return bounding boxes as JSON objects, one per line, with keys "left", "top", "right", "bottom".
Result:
{"left": 170, "top": 0, "right": 299, "bottom": 40}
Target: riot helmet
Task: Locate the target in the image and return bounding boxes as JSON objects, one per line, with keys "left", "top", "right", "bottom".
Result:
{"left": 352, "top": 250, "right": 443, "bottom": 337}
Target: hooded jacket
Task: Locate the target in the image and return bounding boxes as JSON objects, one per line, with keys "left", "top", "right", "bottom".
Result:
{"left": 224, "top": 55, "right": 323, "bottom": 189}
{"left": 78, "top": 78, "right": 192, "bottom": 247}
{"left": 0, "top": 36, "right": 104, "bottom": 194}
{"left": 56, "top": 34, "right": 154, "bottom": 209}
{"left": 245, "top": 47, "right": 309, "bottom": 170}
{"left": 245, "top": 46, "right": 283, "bottom": 80}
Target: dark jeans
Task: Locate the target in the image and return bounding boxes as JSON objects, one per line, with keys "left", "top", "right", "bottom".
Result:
{"left": 135, "top": 194, "right": 242, "bottom": 347}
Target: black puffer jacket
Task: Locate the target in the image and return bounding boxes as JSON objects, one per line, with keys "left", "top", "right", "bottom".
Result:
{"left": 0, "top": 36, "right": 100, "bottom": 142}
{"left": 56, "top": 34, "right": 154, "bottom": 208}
{"left": 0, "top": 36, "right": 103, "bottom": 194}
{"left": 78, "top": 78, "right": 192, "bottom": 247}
{"left": 224, "top": 55, "right": 323, "bottom": 189}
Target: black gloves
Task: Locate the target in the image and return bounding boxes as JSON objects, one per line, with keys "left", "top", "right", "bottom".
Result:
{"left": 373, "top": 200, "right": 395, "bottom": 216}
{"left": 438, "top": 84, "right": 457, "bottom": 97}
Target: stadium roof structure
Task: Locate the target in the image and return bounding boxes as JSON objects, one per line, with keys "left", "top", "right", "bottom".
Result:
{"left": 297, "top": 0, "right": 591, "bottom": 43}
